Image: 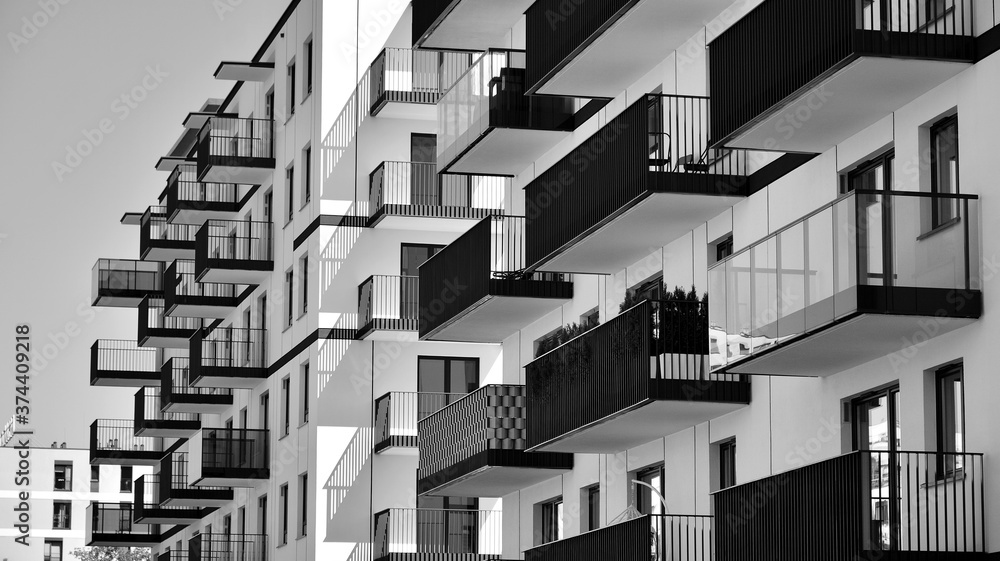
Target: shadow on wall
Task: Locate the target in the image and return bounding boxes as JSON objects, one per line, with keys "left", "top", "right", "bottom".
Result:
{"left": 324, "top": 427, "right": 372, "bottom": 542}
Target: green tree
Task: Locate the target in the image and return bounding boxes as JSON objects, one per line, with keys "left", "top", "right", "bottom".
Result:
{"left": 71, "top": 547, "right": 152, "bottom": 561}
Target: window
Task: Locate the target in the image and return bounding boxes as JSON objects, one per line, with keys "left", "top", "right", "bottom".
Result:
{"left": 580, "top": 307, "right": 599, "bottom": 329}
{"left": 263, "top": 190, "right": 273, "bottom": 223}
{"left": 301, "top": 362, "right": 310, "bottom": 424}
{"left": 265, "top": 88, "right": 274, "bottom": 120}
{"left": 287, "top": 60, "right": 296, "bottom": 116}
{"left": 299, "top": 473, "right": 309, "bottom": 537}
{"left": 302, "top": 145, "right": 312, "bottom": 204}
{"left": 44, "top": 539, "right": 63, "bottom": 561}
{"left": 285, "top": 270, "right": 294, "bottom": 328}
{"left": 300, "top": 256, "right": 309, "bottom": 315}
{"left": 937, "top": 363, "right": 965, "bottom": 475}
{"left": 90, "top": 466, "right": 99, "bottom": 492}
{"left": 304, "top": 38, "right": 313, "bottom": 95}
{"left": 930, "top": 114, "right": 959, "bottom": 227}
{"left": 281, "top": 376, "right": 291, "bottom": 437}
{"left": 52, "top": 501, "right": 71, "bottom": 529}
{"left": 53, "top": 462, "right": 72, "bottom": 491}
{"left": 715, "top": 235, "right": 734, "bottom": 263}
{"left": 279, "top": 483, "right": 289, "bottom": 545}
{"left": 258, "top": 494, "right": 268, "bottom": 534}
{"left": 635, "top": 464, "right": 664, "bottom": 516}
{"left": 120, "top": 466, "right": 132, "bottom": 492}
{"left": 585, "top": 485, "right": 600, "bottom": 531}
{"left": 844, "top": 150, "right": 893, "bottom": 194}
{"left": 240, "top": 407, "right": 248, "bottom": 429}
{"left": 285, "top": 166, "right": 294, "bottom": 223}
{"left": 539, "top": 498, "right": 563, "bottom": 544}
{"left": 719, "top": 438, "right": 737, "bottom": 490}
{"left": 260, "top": 392, "right": 270, "bottom": 431}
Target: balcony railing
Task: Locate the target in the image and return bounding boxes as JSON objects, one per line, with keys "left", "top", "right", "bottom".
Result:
{"left": 163, "top": 164, "right": 244, "bottom": 224}
{"left": 714, "top": 450, "right": 985, "bottom": 559}
{"left": 196, "top": 116, "right": 274, "bottom": 183}
{"left": 138, "top": 296, "right": 201, "bottom": 348}
{"left": 90, "top": 419, "right": 162, "bottom": 465}
{"left": 161, "top": 357, "right": 233, "bottom": 413}
{"left": 189, "top": 327, "right": 268, "bottom": 388}
{"left": 709, "top": 190, "right": 981, "bottom": 373}
{"left": 189, "top": 532, "right": 267, "bottom": 561}
{"left": 158, "top": 551, "right": 187, "bottom": 561}
{"left": 90, "top": 339, "right": 159, "bottom": 386}
{"left": 87, "top": 502, "right": 160, "bottom": 545}
{"left": 140, "top": 205, "right": 198, "bottom": 260}
{"left": 134, "top": 474, "right": 204, "bottom": 523}
{"left": 373, "top": 391, "right": 465, "bottom": 452}
{"left": 358, "top": 275, "right": 419, "bottom": 336}
{"left": 374, "top": 508, "right": 502, "bottom": 560}
{"left": 370, "top": 48, "right": 476, "bottom": 115}
{"left": 194, "top": 220, "right": 274, "bottom": 284}
{"left": 194, "top": 428, "right": 270, "bottom": 483}
{"left": 369, "top": 161, "right": 507, "bottom": 223}
{"left": 92, "top": 259, "right": 163, "bottom": 306}
{"left": 164, "top": 260, "right": 241, "bottom": 319}
{"left": 524, "top": 514, "right": 712, "bottom": 561}
{"left": 134, "top": 387, "right": 200, "bottom": 436}
{"left": 159, "top": 452, "right": 233, "bottom": 507}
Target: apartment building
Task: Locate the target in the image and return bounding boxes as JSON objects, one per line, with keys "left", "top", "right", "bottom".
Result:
{"left": 86, "top": 0, "right": 1000, "bottom": 560}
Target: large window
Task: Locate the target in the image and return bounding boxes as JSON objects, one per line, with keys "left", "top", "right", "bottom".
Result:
{"left": 417, "top": 356, "right": 479, "bottom": 415}
{"left": 844, "top": 150, "right": 893, "bottom": 194}
{"left": 937, "top": 363, "right": 965, "bottom": 475}
{"left": 299, "top": 473, "right": 309, "bottom": 537}
{"left": 285, "top": 270, "right": 294, "bottom": 328}
{"left": 90, "top": 466, "right": 99, "bottom": 493}
{"left": 301, "top": 362, "right": 310, "bottom": 424}
{"left": 258, "top": 494, "right": 268, "bottom": 535}
{"left": 304, "top": 38, "right": 313, "bottom": 95}
{"left": 120, "top": 466, "right": 132, "bottom": 493}
{"left": 300, "top": 256, "right": 309, "bottom": 316}
{"left": 635, "top": 464, "right": 664, "bottom": 516}
{"left": 930, "top": 114, "right": 959, "bottom": 227}
{"left": 302, "top": 146, "right": 312, "bottom": 205}
{"left": 52, "top": 502, "right": 71, "bottom": 529}
{"left": 539, "top": 498, "right": 563, "bottom": 545}
{"left": 281, "top": 376, "right": 291, "bottom": 437}
{"left": 585, "top": 485, "right": 600, "bottom": 532}
{"left": 286, "top": 60, "right": 296, "bottom": 116}
{"left": 260, "top": 391, "right": 270, "bottom": 431}
{"left": 279, "top": 483, "right": 289, "bottom": 545}
{"left": 43, "top": 539, "right": 62, "bottom": 561}
{"left": 285, "top": 165, "right": 295, "bottom": 224}
{"left": 719, "top": 438, "right": 736, "bottom": 490}
{"left": 53, "top": 462, "right": 72, "bottom": 491}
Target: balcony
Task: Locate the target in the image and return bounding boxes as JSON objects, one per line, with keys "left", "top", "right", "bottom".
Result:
{"left": 134, "top": 387, "right": 201, "bottom": 439}
{"left": 524, "top": 515, "right": 712, "bottom": 561}
{"left": 194, "top": 220, "right": 274, "bottom": 284}
{"left": 92, "top": 259, "right": 163, "bottom": 307}
{"left": 715, "top": 450, "right": 985, "bottom": 560}
{"left": 374, "top": 391, "right": 465, "bottom": 454}
{"left": 161, "top": 357, "right": 233, "bottom": 415}
{"left": 709, "top": 190, "right": 981, "bottom": 377}
{"left": 526, "top": 95, "right": 751, "bottom": 274}
{"left": 158, "top": 552, "right": 187, "bottom": 561}
{"left": 358, "top": 275, "right": 419, "bottom": 340}
{"left": 140, "top": 206, "right": 197, "bottom": 261}
{"left": 419, "top": 216, "right": 573, "bottom": 343}
{"left": 413, "top": 0, "right": 535, "bottom": 50}
{"left": 90, "top": 339, "right": 159, "bottom": 387}
{"left": 437, "top": 49, "right": 603, "bottom": 175}
{"left": 164, "top": 260, "right": 242, "bottom": 319}
{"left": 368, "top": 161, "right": 507, "bottom": 229}
{"left": 196, "top": 116, "right": 274, "bottom": 184}
{"left": 374, "top": 508, "right": 502, "bottom": 561}
{"left": 370, "top": 48, "right": 477, "bottom": 118}
{"left": 139, "top": 297, "right": 200, "bottom": 348}
{"left": 189, "top": 327, "right": 268, "bottom": 388}
{"left": 162, "top": 164, "right": 250, "bottom": 226}
{"left": 86, "top": 503, "right": 164, "bottom": 547}
{"left": 187, "top": 428, "right": 270, "bottom": 486}
{"left": 158, "top": 453, "right": 233, "bottom": 508}
{"left": 418, "top": 384, "right": 572, "bottom": 497}
{"left": 90, "top": 419, "right": 162, "bottom": 466}
{"left": 710, "top": 0, "right": 976, "bottom": 152}
{"left": 526, "top": 299, "right": 750, "bottom": 453}
{"left": 189, "top": 532, "right": 267, "bottom": 561}
{"left": 134, "top": 474, "right": 210, "bottom": 525}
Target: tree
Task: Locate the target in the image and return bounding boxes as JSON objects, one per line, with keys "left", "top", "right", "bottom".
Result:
{"left": 71, "top": 547, "right": 152, "bottom": 561}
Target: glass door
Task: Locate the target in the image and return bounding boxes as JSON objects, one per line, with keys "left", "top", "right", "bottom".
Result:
{"left": 411, "top": 134, "right": 439, "bottom": 206}
{"left": 853, "top": 387, "right": 900, "bottom": 551}
{"left": 846, "top": 152, "right": 893, "bottom": 287}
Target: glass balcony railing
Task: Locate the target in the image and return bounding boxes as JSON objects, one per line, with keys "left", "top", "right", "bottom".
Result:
{"left": 92, "top": 259, "right": 163, "bottom": 306}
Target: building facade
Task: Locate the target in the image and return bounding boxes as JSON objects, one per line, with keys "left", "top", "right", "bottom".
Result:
{"left": 86, "top": 0, "right": 1000, "bottom": 560}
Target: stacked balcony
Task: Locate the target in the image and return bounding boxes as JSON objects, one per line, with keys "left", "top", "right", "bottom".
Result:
{"left": 189, "top": 327, "right": 268, "bottom": 388}
{"left": 419, "top": 215, "right": 573, "bottom": 343}
{"left": 86, "top": 502, "right": 165, "bottom": 547}
{"left": 161, "top": 357, "right": 233, "bottom": 415}
{"left": 526, "top": 299, "right": 750, "bottom": 453}
{"left": 134, "top": 387, "right": 201, "bottom": 439}
{"left": 368, "top": 161, "right": 507, "bottom": 229}
{"left": 525, "top": 515, "right": 711, "bottom": 561}
{"left": 188, "top": 532, "right": 267, "bottom": 561}
{"left": 163, "top": 164, "right": 249, "bottom": 226}
{"left": 195, "top": 116, "right": 274, "bottom": 184}
{"left": 90, "top": 339, "right": 160, "bottom": 387}
{"left": 194, "top": 220, "right": 274, "bottom": 284}
{"left": 92, "top": 259, "right": 163, "bottom": 307}
{"left": 709, "top": 190, "right": 981, "bottom": 377}
{"left": 134, "top": 474, "right": 210, "bottom": 525}
{"left": 164, "top": 260, "right": 242, "bottom": 319}
{"left": 158, "top": 551, "right": 187, "bottom": 561}
{"left": 90, "top": 419, "right": 162, "bottom": 466}
{"left": 370, "top": 48, "right": 477, "bottom": 118}
{"left": 374, "top": 391, "right": 465, "bottom": 454}
{"left": 158, "top": 452, "right": 233, "bottom": 508}
{"left": 186, "top": 428, "right": 270, "bottom": 486}
{"left": 139, "top": 296, "right": 200, "bottom": 348}
{"left": 417, "top": 384, "right": 572, "bottom": 497}
{"left": 140, "top": 206, "right": 198, "bottom": 261}
{"left": 715, "top": 450, "right": 985, "bottom": 560}
{"left": 710, "top": 0, "right": 976, "bottom": 152}
{"left": 373, "top": 508, "right": 502, "bottom": 561}
{"left": 413, "top": 0, "right": 535, "bottom": 50}
{"left": 526, "top": 95, "right": 752, "bottom": 274}
{"left": 358, "top": 275, "right": 420, "bottom": 339}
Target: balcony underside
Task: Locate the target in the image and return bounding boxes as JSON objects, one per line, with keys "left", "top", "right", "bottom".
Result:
{"left": 376, "top": 554, "right": 501, "bottom": 561}
{"left": 443, "top": 128, "right": 570, "bottom": 176}
{"left": 93, "top": 291, "right": 161, "bottom": 307}
{"left": 166, "top": 297, "right": 240, "bottom": 319}
{"left": 723, "top": 56, "right": 969, "bottom": 153}
{"left": 190, "top": 366, "right": 268, "bottom": 389}
{"left": 533, "top": 0, "right": 734, "bottom": 97}
{"left": 161, "top": 488, "right": 234, "bottom": 508}
{"left": 163, "top": 393, "right": 233, "bottom": 415}
{"left": 357, "top": 320, "right": 419, "bottom": 341}
{"left": 139, "top": 328, "right": 198, "bottom": 349}
{"left": 368, "top": 207, "right": 496, "bottom": 231}
{"left": 88, "top": 534, "right": 163, "bottom": 548}
{"left": 372, "top": 95, "right": 438, "bottom": 120}
{"left": 418, "top": 450, "right": 573, "bottom": 497}
{"left": 423, "top": 288, "right": 573, "bottom": 343}
{"left": 374, "top": 435, "right": 418, "bottom": 455}
{"left": 416, "top": 0, "right": 535, "bottom": 50}
{"left": 168, "top": 205, "right": 242, "bottom": 227}
{"left": 91, "top": 450, "right": 163, "bottom": 466}
{"left": 141, "top": 243, "right": 195, "bottom": 262}
{"left": 536, "top": 187, "right": 745, "bottom": 274}
{"left": 92, "top": 369, "right": 160, "bottom": 387}
{"left": 191, "top": 469, "right": 270, "bottom": 488}
{"left": 859, "top": 552, "right": 986, "bottom": 560}
{"left": 198, "top": 159, "right": 274, "bottom": 185}
{"left": 135, "top": 507, "right": 211, "bottom": 525}
{"left": 135, "top": 420, "right": 201, "bottom": 439}
{"left": 196, "top": 260, "right": 273, "bottom": 284}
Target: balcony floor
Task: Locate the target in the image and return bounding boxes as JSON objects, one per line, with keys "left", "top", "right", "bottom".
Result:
{"left": 424, "top": 293, "right": 571, "bottom": 343}
{"left": 165, "top": 301, "right": 238, "bottom": 319}
{"left": 196, "top": 263, "right": 272, "bottom": 285}
{"left": 161, "top": 490, "right": 233, "bottom": 508}
{"left": 199, "top": 163, "right": 273, "bottom": 185}
{"left": 421, "top": 462, "right": 571, "bottom": 498}
{"left": 418, "top": 0, "right": 535, "bottom": 50}
{"left": 369, "top": 210, "right": 496, "bottom": 232}
{"left": 135, "top": 421, "right": 201, "bottom": 439}
{"left": 443, "top": 128, "right": 570, "bottom": 176}
{"left": 142, "top": 246, "right": 195, "bottom": 262}
{"left": 162, "top": 394, "right": 233, "bottom": 415}
{"left": 190, "top": 369, "right": 268, "bottom": 390}
{"left": 373, "top": 101, "right": 436, "bottom": 120}
{"left": 90, "top": 450, "right": 163, "bottom": 466}
{"left": 92, "top": 370, "right": 160, "bottom": 387}
{"left": 168, "top": 207, "right": 241, "bottom": 227}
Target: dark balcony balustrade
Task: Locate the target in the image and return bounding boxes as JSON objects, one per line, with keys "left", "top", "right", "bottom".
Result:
{"left": 710, "top": 190, "right": 981, "bottom": 377}
{"left": 140, "top": 206, "right": 198, "bottom": 261}
{"left": 138, "top": 297, "right": 201, "bottom": 348}
{"left": 188, "top": 428, "right": 270, "bottom": 486}
{"left": 526, "top": 94, "right": 753, "bottom": 274}
{"left": 86, "top": 502, "right": 164, "bottom": 547}
{"left": 158, "top": 453, "right": 233, "bottom": 508}
{"left": 709, "top": 0, "right": 976, "bottom": 152}
{"left": 134, "top": 474, "right": 210, "bottom": 525}
{"left": 161, "top": 357, "right": 233, "bottom": 415}
{"left": 189, "top": 532, "right": 267, "bottom": 561}
{"left": 374, "top": 508, "right": 502, "bottom": 561}
{"left": 90, "top": 419, "right": 162, "bottom": 466}
{"left": 715, "top": 450, "right": 985, "bottom": 560}
{"left": 90, "top": 339, "right": 160, "bottom": 387}
{"left": 437, "top": 49, "right": 604, "bottom": 175}
{"left": 92, "top": 259, "right": 163, "bottom": 307}
{"left": 419, "top": 215, "right": 574, "bottom": 343}
{"left": 413, "top": 0, "right": 536, "bottom": 50}
{"left": 526, "top": 299, "right": 750, "bottom": 453}
{"left": 158, "top": 551, "right": 188, "bottom": 561}
{"left": 370, "top": 48, "right": 477, "bottom": 117}
{"left": 134, "top": 387, "right": 201, "bottom": 439}
{"left": 194, "top": 220, "right": 274, "bottom": 285}
{"left": 358, "top": 275, "right": 420, "bottom": 339}
{"left": 196, "top": 116, "right": 275, "bottom": 185}
{"left": 417, "top": 384, "right": 572, "bottom": 497}
{"left": 163, "top": 164, "right": 249, "bottom": 226}
{"left": 368, "top": 161, "right": 507, "bottom": 227}
{"left": 164, "top": 260, "right": 242, "bottom": 319}
{"left": 189, "top": 327, "right": 268, "bottom": 389}
{"left": 524, "top": 514, "right": 712, "bottom": 561}
{"left": 374, "top": 391, "right": 465, "bottom": 454}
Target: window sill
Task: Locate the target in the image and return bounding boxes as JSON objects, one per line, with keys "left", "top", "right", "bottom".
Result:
{"left": 297, "top": 310, "right": 307, "bottom": 321}
{"left": 279, "top": 431, "right": 290, "bottom": 441}
{"left": 300, "top": 200, "right": 311, "bottom": 211}
{"left": 283, "top": 322, "right": 292, "bottom": 333}
{"left": 916, "top": 216, "right": 960, "bottom": 241}
{"left": 301, "top": 90, "right": 312, "bottom": 104}
{"left": 299, "top": 420, "right": 309, "bottom": 429}
{"left": 284, "top": 219, "right": 293, "bottom": 230}
{"left": 297, "top": 532, "right": 308, "bottom": 541}
{"left": 285, "top": 112, "right": 295, "bottom": 125}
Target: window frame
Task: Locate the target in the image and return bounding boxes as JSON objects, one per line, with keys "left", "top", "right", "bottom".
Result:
{"left": 120, "top": 465, "right": 133, "bottom": 493}
{"left": 299, "top": 472, "right": 309, "bottom": 537}
{"left": 936, "top": 363, "right": 965, "bottom": 477}
{"left": 585, "top": 484, "right": 600, "bottom": 532}
{"left": 53, "top": 462, "right": 72, "bottom": 491}
{"left": 44, "top": 539, "right": 63, "bottom": 561}
{"left": 281, "top": 376, "right": 291, "bottom": 437}
{"left": 930, "top": 114, "right": 959, "bottom": 228}
{"left": 539, "top": 497, "right": 564, "bottom": 545}
{"left": 52, "top": 501, "right": 71, "bottom": 529}
{"left": 303, "top": 38, "right": 314, "bottom": 96}
{"left": 286, "top": 59, "right": 296, "bottom": 117}
{"left": 279, "top": 483, "right": 289, "bottom": 545}
{"left": 718, "top": 438, "right": 737, "bottom": 490}
{"left": 301, "top": 361, "right": 310, "bottom": 424}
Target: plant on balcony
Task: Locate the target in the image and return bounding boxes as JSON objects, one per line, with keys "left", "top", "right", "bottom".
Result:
{"left": 72, "top": 547, "right": 151, "bottom": 561}
{"left": 531, "top": 320, "right": 597, "bottom": 404}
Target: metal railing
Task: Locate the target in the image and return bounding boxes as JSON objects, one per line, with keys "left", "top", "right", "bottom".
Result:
{"left": 195, "top": 327, "right": 267, "bottom": 369}
{"left": 197, "top": 220, "right": 273, "bottom": 263}
{"left": 369, "top": 161, "right": 507, "bottom": 214}
{"left": 374, "top": 508, "right": 502, "bottom": 559}
{"left": 140, "top": 205, "right": 198, "bottom": 246}
{"left": 200, "top": 428, "right": 269, "bottom": 472}
{"left": 91, "top": 419, "right": 159, "bottom": 452}
{"left": 197, "top": 116, "right": 274, "bottom": 161}
{"left": 91, "top": 339, "right": 158, "bottom": 373}
{"left": 141, "top": 297, "right": 202, "bottom": 331}
{"left": 358, "top": 275, "right": 419, "bottom": 330}
{"left": 88, "top": 502, "right": 156, "bottom": 535}
{"left": 189, "top": 532, "right": 267, "bottom": 561}
{"left": 647, "top": 95, "right": 747, "bottom": 176}
{"left": 859, "top": 0, "right": 973, "bottom": 35}
{"left": 370, "top": 48, "right": 476, "bottom": 111}
{"left": 135, "top": 387, "right": 199, "bottom": 424}
{"left": 374, "top": 392, "right": 466, "bottom": 448}
{"left": 161, "top": 452, "right": 231, "bottom": 496}
{"left": 165, "top": 164, "right": 240, "bottom": 211}
{"left": 163, "top": 357, "right": 232, "bottom": 398}
{"left": 158, "top": 550, "right": 188, "bottom": 561}
{"left": 167, "top": 260, "right": 239, "bottom": 300}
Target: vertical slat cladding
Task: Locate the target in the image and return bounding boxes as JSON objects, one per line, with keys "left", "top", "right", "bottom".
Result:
{"left": 418, "top": 216, "right": 491, "bottom": 337}
{"left": 525, "top": 516, "right": 649, "bottom": 561}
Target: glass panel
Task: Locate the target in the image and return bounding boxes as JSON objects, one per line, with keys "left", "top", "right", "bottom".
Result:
{"left": 777, "top": 223, "right": 805, "bottom": 338}
{"left": 890, "top": 194, "right": 968, "bottom": 289}
{"left": 726, "top": 252, "right": 752, "bottom": 363}
{"left": 708, "top": 264, "right": 729, "bottom": 369}
{"left": 858, "top": 193, "right": 885, "bottom": 286}
{"left": 806, "top": 207, "right": 835, "bottom": 330}
{"left": 751, "top": 238, "right": 777, "bottom": 344}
